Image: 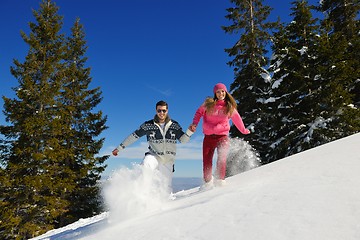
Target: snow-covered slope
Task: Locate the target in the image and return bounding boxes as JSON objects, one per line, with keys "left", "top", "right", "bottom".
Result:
{"left": 31, "top": 133, "right": 360, "bottom": 240}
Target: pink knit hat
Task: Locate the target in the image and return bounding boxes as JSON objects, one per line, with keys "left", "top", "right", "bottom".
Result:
{"left": 213, "top": 83, "right": 227, "bottom": 93}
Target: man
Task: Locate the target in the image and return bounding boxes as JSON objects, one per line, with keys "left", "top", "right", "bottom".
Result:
{"left": 112, "top": 100, "right": 193, "bottom": 193}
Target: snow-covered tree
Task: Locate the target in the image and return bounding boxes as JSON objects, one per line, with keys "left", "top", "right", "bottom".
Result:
{"left": 265, "top": 0, "right": 360, "bottom": 162}
{"left": 222, "top": 0, "right": 279, "bottom": 163}
{"left": 309, "top": 0, "right": 360, "bottom": 142}
{"left": 266, "top": 0, "right": 320, "bottom": 162}
{"left": 318, "top": 0, "right": 360, "bottom": 108}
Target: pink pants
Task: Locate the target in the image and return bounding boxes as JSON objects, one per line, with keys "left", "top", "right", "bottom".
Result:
{"left": 202, "top": 135, "right": 229, "bottom": 182}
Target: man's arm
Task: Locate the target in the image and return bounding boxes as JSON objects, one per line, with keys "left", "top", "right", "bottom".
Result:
{"left": 112, "top": 123, "right": 147, "bottom": 156}
{"left": 179, "top": 128, "right": 194, "bottom": 143}
{"left": 112, "top": 132, "right": 140, "bottom": 156}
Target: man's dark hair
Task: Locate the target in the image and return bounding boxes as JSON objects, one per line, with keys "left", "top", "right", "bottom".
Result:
{"left": 156, "top": 100, "right": 168, "bottom": 109}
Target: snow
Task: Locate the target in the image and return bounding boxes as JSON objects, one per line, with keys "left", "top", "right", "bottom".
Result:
{"left": 260, "top": 70, "right": 271, "bottom": 83}
{"left": 298, "top": 46, "right": 308, "bottom": 55}
{"left": 30, "top": 133, "right": 360, "bottom": 240}
{"left": 272, "top": 73, "right": 289, "bottom": 89}
{"left": 303, "top": 116, "right": 329, "bottom": 142}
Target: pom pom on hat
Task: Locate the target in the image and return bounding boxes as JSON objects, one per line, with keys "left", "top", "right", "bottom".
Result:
{"left": 213, "top": 83, "right": 227, "bottom": 93}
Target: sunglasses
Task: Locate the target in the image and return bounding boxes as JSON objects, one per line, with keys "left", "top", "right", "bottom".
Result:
{"left": 157, "top": 109, "right": 167, "bottom": 113}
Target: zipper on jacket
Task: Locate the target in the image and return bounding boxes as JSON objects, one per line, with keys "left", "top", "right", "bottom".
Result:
{"left": 155, "top": 120, "right": 172, "bottom": 157}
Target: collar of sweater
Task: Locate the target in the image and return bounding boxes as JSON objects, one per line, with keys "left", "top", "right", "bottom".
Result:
{"left": 216, "top": 99, "right": 226, "bottom": 106}
{"left": 154, "top": 115, "right": 170, "bottom": 124}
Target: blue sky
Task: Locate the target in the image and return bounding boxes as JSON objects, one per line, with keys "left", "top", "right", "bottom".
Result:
{"left": 0, "top": 0, "right": 319, "bottom": 178}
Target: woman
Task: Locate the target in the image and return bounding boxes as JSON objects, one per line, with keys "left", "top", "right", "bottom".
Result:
{"left": 190, "top": 83, "right": 250, "bottom": 188}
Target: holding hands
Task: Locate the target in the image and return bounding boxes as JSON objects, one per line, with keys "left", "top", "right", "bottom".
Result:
{"left": 189, "top": 124, "right": 250, "bottom": 135}
{"left": 189, "top": 124, "right": 197, "bottom": 132}
{"left": 112, "top": 148, "right": 119, "bottom": 156}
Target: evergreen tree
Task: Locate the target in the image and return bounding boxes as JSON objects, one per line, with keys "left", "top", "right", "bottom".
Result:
{"left": 0, "top": 1, "right": 108, "bottom": 238}
{"left": 266, "top": 0, "right": 320, "bottom": 162}
{"left": 264, "top": 0, "right": 359, "bottom": 162}
{"left": 0, "top": 134, "right": 10, "bottom": 232}
{"left": 319, "top": 0, "right": 359, "bottom": 38}
{"left": 222, "top": 0, "right": 278, "bottom": 163}
{"left": 307, "top": 0, "right": 360, "bottom": 143}
{"left": 61, "top": 18, "right": 108, "bottom": 225}
{"left": 318, "top": 0, "right": 360, "bottom": 108}
{"left": 0, "top": 1, "right": 68, "bottom": 238}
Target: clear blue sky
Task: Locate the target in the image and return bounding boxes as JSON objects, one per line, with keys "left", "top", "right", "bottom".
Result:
{"left": 0, "top": 0, "right": 319, "bottom": 178}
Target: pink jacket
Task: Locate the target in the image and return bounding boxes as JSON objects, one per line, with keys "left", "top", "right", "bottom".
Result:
{"left": 192, "top": 100, "right": 248, "bottom": 136}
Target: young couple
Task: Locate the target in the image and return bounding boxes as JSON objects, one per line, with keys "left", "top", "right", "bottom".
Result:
{"left": 112, "top": 83, "right": 250, "bottom": 193}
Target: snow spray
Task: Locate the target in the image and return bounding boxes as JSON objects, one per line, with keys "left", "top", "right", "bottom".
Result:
{"left": 226, "top": 137, "right": 261, "bottom": 177}
{"left": 102, "top": 164, "right": 170, "bottom": 222}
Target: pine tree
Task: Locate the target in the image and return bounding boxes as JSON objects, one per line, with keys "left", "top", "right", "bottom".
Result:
{"left": 222, "top": 0, "right": 278, "bottom": 163}
{"left": 266, "top": 0, "right": 320, "bottom": 162}
{"left": 0, "top": 1, "right": 108, "bottom": 238}
{"left": 308, "top": 0, "right": 360, "bottom": 143}
{"left": 0, "top": 1, "right": 69, "bottom": 238}
{"left": 263, "top": 0, "right": 359, "bottom": 162}
{"left": 319, "top": 0, "right": 359, "bottom": 38}
{"left": 0, "top": 135, "right": 10, "bottom": 232}
{"left": 318, "top": 0, "right": 360, "bottom": 108}
{"left": 61, "top": 18, "right": 108, "bottom": 225}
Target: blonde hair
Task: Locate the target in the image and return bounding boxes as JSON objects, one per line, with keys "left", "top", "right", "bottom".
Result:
{"left": 204, "top": 92, "right": 237, "bottom": 116}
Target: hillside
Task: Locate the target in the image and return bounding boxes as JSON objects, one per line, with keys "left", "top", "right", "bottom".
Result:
{"left": 32, "top": 133, "right": 360, "bottom": 240}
